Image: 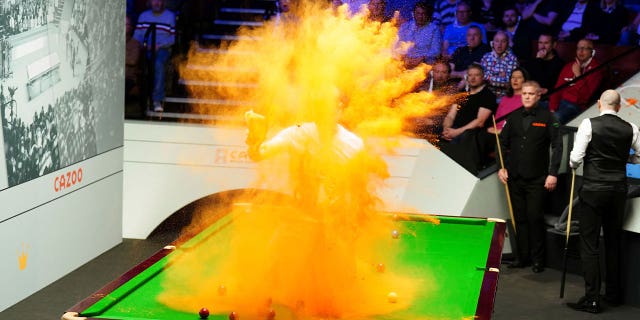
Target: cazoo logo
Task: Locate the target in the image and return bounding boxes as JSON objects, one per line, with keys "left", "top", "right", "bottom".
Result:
{"left": 54, "top": 167, "right": 83, "bottom": 192}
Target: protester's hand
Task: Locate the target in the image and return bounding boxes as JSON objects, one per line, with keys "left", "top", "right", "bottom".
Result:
{"left": 544, "top": 175, "right": 557, "bottom": 191}
{"left": 498, "top": 168, "right": 508, "bottom": 184}
{"left": 244, "top": 110, "right": 267, "bottom": 147}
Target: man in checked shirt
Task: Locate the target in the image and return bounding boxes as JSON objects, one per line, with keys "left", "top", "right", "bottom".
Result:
{"left": 480, "top": 30, "right": 519, "bottom": 100}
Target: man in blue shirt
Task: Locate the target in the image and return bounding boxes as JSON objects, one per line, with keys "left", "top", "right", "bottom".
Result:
{"left": 442, "top": 2, "right": 487, "bottom": 58}
{"left": 133, "top": 0, "right": 176, "bottom": 112}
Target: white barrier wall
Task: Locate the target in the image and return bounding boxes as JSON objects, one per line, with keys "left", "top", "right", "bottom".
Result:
{"left": 122, "top": 120, "right": 486, "bottom": 239}
{"left": 0, "top": 0, "right": 124, "bottom": 311}
{"left": 123, "top": 121, "right": 257, "bottom": 238}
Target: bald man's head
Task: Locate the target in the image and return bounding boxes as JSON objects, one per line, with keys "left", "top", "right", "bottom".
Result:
{"left": 599, "top": 89, "right": 621, "bottom": 112}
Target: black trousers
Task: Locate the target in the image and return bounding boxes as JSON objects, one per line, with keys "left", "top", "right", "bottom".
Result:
{"left": 578, "top": 190, "right": 626, "bottom": 301}
{"left": 508, "top": 175, "right": 547, "bottom": 264}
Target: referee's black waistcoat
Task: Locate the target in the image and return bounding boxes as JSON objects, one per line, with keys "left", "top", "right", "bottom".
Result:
{"left": 583, "top": 114, "right": 633, "bottom": 192}
{"left": 499, "top": 105, "right": 562, "bottom": 179}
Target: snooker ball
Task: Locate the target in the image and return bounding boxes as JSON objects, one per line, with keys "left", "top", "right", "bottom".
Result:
{"left": 376, "top": 263, "right": 385, "bottom": 273}
{"left": 387, "top": 292, "right": 398, "bottom": 303}
{"left": 267, "top": 309, "right": 276, "bottom": 319}
{"left": 199, "top": 307, "right": 209, "bottom": 319}
{"left": 391, "top": 230, "right": 400, "bottom": 239}
{"left": 229, "top": 311, "right": 238, "bottom": 320}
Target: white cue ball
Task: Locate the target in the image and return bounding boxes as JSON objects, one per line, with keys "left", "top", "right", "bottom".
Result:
{"left": 391, "top": 230, "right": 400, "bottom": 239}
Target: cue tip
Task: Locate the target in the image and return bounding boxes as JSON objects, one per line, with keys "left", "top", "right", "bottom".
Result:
{"left": 61, "top": 312, "right": 86, "bottom": 320}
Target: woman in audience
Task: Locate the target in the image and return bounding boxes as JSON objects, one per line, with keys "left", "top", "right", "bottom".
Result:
{"left": 488, "top": 67, "right": 530, "bottom": 134}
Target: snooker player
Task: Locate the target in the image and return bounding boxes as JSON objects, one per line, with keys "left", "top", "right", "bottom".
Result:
{"left": 497, "top": 81, "right": 563, "bottom": 273}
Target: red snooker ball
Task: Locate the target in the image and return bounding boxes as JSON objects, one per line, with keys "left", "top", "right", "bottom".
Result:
{"left": 229, "top": 311, "right": 238, "bottom": 320}
{"left": 199, "top": 307, "right": 209, "bottom": 319}
{"left": 376, "top": 263, "right": 385, "bottom": 273}
{"left": 267, "top": 309, "right": 276, "bottom": 319}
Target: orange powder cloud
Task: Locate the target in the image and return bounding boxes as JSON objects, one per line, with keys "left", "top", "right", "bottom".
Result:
{"left": 159, "top": 1, "right": 451, "bottom": 319}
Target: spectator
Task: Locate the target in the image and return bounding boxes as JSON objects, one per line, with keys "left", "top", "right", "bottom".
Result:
{"left": 273, "top": 0, "right": 300, "bottom": 23}
{"left": 367, "top": 0, "right": 390, "bottom": 22}
{"left": 397, "top": 1, "right": 441, "bottom": 68}
{"left": 343, "top": 0, "right": 371, "bottom": 14}
{"left": 410, "top": 60, "right": 459, "bottom": 140}
{"left": 385, "top": 0, "right": 420, "bottom": 24}
{"left": 420, "top": 59, "right": 460, "bottom": 94}
{"left": 450, "top": 25, "right": 491, "bottom": 79}
{"left": 619, "top": 11, "right": 640, "bottom": 46}
{"left": 567, "top": 89, "right": 640, "bottom": 314}
{"left": 331, "top": 0, "right": 345, "bottom": 14}
{"left": 582, "top": 0, "right": 629, "bottom": 44}
{"left": 515, "top": 0, "right": 560, "bottom": 44}
{"left": 433, "top": 0, "right": 460, "bottom": 33}
{"left": 498, "top": 80, "right": 562, "bottom": 273}
{"left": 133, "top": 0, "right": 176, "bottom": 112}
{"left": 471, "top": 0, "right": 505, "bottom": 38}
{"left": 480, "top": 30, "right": 519, "bottom": 99}
{"left": 523, "top": 33, "right": 564, "bottom": 95}
{"left": 442, "top": 2, "right": 487, "bottom": 58}
{"left": 126, "top": 15, "right": 141, "bottom": 99}
{"left": 549, "top": 39, "right": 603, "bottom": 124}
{"left": 557, "top": 0, "right": 599, "bottom": 42}
{"left": 441, "top": 63, "right": 497, "bottom": 173}
{"left": 501, "top": 6, "right": 530, "bottom": 62}
{"left": 489, "top": 67, "right": 530, "bottom": 134}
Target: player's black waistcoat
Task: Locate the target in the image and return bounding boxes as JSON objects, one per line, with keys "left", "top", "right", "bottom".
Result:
{"left": 583, "top": 114, "right": 633, "bottom": 191}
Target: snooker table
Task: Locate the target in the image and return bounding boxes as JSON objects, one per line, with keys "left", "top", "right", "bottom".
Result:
{"left": 62, "top": 210, "right": 505, "bottom": 320}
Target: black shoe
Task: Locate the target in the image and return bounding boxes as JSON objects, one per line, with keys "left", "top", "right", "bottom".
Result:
{"left": 567, "top": 296, "right": 601, "bottom": 314}
{"left": 531, "top": 263, "right": 545, "bottom": 273}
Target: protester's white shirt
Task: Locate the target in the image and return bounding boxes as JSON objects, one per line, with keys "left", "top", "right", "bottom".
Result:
{"left": 260, "top": 123, "right": 364, "bottom": 161}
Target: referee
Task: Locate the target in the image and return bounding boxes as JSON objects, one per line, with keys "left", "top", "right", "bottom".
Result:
{"left": 567, "top": 89, "right": 640, "bottom": 313}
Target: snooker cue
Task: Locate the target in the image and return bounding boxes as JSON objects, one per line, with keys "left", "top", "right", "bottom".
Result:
{"left": 492, "top": 116, "right": 517, "bottom": 235}
{"left": 560, "top": 168, "right": 577, "bottom": 298}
